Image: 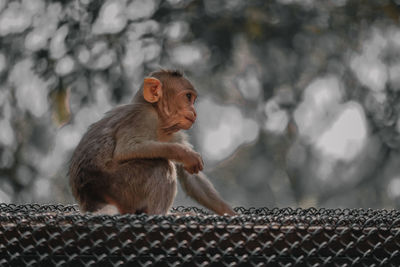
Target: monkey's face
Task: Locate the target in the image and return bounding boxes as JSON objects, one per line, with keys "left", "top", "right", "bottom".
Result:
{"left": 142, "top": 75, "right": 198, "bottom": 132}
{"left": 174, "top": 90, "right": 197, "bottom": 130}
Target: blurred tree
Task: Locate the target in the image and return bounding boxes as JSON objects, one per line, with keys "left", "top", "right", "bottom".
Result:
{"left": 0, "top": 0, "right": 400, "bottom": 209}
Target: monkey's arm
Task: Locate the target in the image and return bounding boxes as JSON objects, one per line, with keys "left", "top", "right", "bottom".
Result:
{"left": 114, "top": 141, "right": 185, "bottom": 161}
{"left": 176, "top": 164, "right": 236, "bottom": 216}
{"left": 114, "top": 141, "right": 203, "bottom": 174}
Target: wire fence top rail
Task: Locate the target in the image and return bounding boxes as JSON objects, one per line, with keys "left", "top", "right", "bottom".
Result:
{"left": 0, "top": 203, "right": 400, "bottom": 266}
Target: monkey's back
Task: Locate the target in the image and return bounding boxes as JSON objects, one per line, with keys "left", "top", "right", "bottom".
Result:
{"left": 69, "top": 104, "right": 152, "bottom": 210}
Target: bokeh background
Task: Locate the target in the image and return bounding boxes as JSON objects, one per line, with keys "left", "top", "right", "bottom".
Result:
{"left": 0, "top": 0, "right": 400, "bottom": 210}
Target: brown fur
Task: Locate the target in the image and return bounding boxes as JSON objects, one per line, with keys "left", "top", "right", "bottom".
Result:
{"left": 69, "top": 70, "right": 235, "bottom": 215}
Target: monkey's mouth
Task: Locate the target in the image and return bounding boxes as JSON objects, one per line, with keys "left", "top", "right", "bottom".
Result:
{"left": 185, "top": 117, "right": 195, "bottom": 124}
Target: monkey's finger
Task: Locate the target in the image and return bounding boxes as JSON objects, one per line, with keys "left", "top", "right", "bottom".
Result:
{"left": 190, "top": 165, "right": 197, "bottom": 174}
{"left": 185, "top": 166, "right": 195, "bottom": 174}
{"left": 193, "top": 166, "right": 199, "bottom": 174}
{"left": 183, "top": 166, "right": 191, "bottom": 174}
{"left": 199, "top": 161, "right": 204, "bottom": 171}
{"left": 198, "top": 156, "right": 204, "bottom": 170}
{"left": 195, "top": 164, "right": 201, "bottom": 173}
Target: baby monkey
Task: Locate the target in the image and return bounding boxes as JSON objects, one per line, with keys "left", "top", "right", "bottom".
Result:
{"left": 69, "top": 70, "right": 235, "bottom": 215}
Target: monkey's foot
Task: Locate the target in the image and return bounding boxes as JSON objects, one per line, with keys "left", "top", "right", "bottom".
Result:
{"left": 93, "top": 204, "right": 119, "bottom": 215}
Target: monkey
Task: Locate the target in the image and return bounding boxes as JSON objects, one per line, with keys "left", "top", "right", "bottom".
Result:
{"left": 69, "top": 69, "right": 235, "bottom": 216}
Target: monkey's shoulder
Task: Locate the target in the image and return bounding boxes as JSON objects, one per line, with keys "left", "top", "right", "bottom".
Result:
{"left": 87, "top": 103, "right": 155, "bottom": 133}
{"left": 71, "top": 104, "right": 156, "bottom": 168}
{"left": 107, "top": 103, "right": 158, "bottom": 141}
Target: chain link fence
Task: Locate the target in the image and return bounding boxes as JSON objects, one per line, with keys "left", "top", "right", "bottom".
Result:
{"left": 0, "top": 203, "right": 399, "bottom": 266}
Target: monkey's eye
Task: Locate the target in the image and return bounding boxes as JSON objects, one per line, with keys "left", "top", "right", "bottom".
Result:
{"left": 186, "top": 93, "right": 192, "bottom": 102}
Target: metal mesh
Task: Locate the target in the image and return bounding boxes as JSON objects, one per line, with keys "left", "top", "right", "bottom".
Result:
{"left": 0, "top": 204, "right": 399, "bottom": 266}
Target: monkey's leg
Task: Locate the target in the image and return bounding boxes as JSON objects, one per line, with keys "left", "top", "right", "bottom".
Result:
{"left": 107, "top": 159, "right": 177, "bottom": 215}
{"left": 92, "top": 204, "right": 119, "bottom": 215}
{"left": 143, "top": 159, "right": 177, "bottom": 215}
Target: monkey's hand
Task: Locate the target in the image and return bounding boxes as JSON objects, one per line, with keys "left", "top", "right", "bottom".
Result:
{"left": 181, "top": 149, "right": 204, "bottom": 174}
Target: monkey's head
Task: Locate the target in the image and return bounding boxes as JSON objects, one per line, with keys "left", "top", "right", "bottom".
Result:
{"left": 141, "top": 70, "right": 197, "bottom": 132}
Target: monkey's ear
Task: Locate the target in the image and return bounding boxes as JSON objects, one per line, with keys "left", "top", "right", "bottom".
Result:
{"left": 143, "top": 77, "right": 162, "bottom": 103}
